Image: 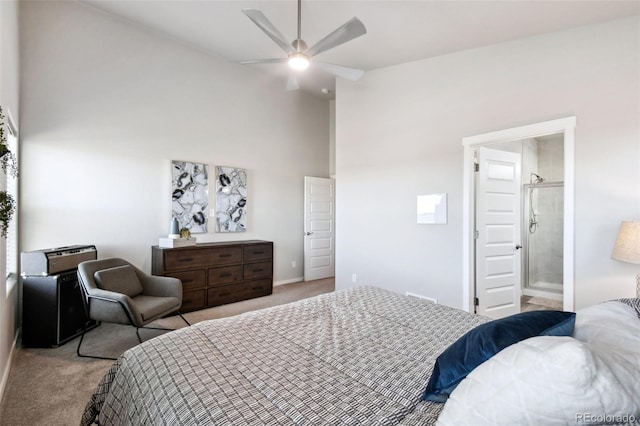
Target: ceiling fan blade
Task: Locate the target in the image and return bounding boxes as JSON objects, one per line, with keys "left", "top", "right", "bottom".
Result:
{"left": 305, "top": 17, "right": 367, "bottom": 58}
{"left": 242, "top": 9, "right": 292, "bottom": 54}
{"left": 314, "top": 61, "right": 365, "bottom": 81}
{"left": 286, "top": 75, "right": 300, "bottom": 91}
{"left": 239, "top": 58, "right": 288, "bottom": 65}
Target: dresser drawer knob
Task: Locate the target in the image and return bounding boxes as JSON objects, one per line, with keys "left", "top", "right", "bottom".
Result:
{"left": 252, "top": 269, "right": 263, "bottom": 273}
{"left": 220, "top": 273, "right": 231, "bottom": 278}
{"left": 252, "top": 251, "right": 264, "bottom": 255}
{"left": 178, "top": 257, "right": 194, "bottom": 262}
{"left": 219, "top": 254, "right": 232, "bottom": 258}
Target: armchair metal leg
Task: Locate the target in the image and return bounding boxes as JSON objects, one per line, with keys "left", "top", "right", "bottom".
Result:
{"left": 135, "top": 312, "right": 191, "bottom": 342}
{"left": 178, "top": 311, "right": 191, "bottom": 326}
{"left": 76, "top": 321, "right": 117, "bottom": 361}
{"left": 135, "top": 325, "right": 167, "bottom": 343}
{"left": 77, "top": 311, "right": 191, "bottom": 360}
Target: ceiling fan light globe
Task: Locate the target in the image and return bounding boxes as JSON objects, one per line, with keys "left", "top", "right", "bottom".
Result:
{"left": 288, "top": 53, "right": 310, "bottom": 71}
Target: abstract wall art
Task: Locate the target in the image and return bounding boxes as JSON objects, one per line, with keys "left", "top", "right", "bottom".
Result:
{"left": 215, "top": 166, "right": 247, "bottom": 232}
{"left": 171, "top": 160, "right": 209, "bottom": 233}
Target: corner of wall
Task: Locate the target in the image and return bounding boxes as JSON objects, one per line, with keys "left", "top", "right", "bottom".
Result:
{"left": 0, "top": 329, "right": 19, "bottom": 404}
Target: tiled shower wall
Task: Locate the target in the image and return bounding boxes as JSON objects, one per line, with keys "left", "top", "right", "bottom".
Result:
{"left": 524, "top": 137, "right": 564, "bottom": 288}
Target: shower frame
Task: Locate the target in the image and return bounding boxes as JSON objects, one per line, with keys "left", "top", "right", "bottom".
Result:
{"left": 522, "top": 181, "right": 564, "bottom": 299}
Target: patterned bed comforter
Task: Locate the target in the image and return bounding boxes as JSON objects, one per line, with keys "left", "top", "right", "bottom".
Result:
{"left": 81, "top": 286, "right": 488, "bottom": 426}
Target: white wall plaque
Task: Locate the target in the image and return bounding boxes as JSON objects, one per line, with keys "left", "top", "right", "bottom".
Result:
{"left": 417, "top": 193, "right": 447, "bottom": 224}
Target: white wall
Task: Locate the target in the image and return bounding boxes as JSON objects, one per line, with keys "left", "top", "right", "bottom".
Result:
{"left": 0, "top": 0, "right": 20, "bottom": 403}
{"left": 336, "top": 17, "right": 639, "bottom": 310}
{"left": 19, "top": 1, "right": 330, "bottom": 283}
{"left": 329, "top": 100, "right": 336, "bottom": 178}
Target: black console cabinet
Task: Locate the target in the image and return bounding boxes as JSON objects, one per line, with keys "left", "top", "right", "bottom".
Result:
{"left": 22, "top": 270, "right": 96, "bottom": 347}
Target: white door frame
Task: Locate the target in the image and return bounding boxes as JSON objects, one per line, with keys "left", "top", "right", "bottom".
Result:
{"left": 462, "top": 117, "right": 576, "bottom": 313}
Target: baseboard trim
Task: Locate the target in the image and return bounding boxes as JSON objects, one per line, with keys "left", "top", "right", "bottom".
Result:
{"left": 0, "top": 328, "right": 19, "bottom": 404}
{"left": 274, "top": 277, "right": 304, "bottom": 286}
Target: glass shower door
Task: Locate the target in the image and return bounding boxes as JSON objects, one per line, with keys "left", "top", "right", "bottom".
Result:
{"left": 523, "top": 182, "right": 564, "bottom": 294}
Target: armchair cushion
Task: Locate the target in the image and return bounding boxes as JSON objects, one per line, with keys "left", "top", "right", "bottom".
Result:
{"left": 140, "top": 275, "right": 183, "bottom": 299}
{"left": 132, "top": 295, "right": 181, "bottom": 322}
{"left": 94, "top": 265, "right": 144, "bottom": 298}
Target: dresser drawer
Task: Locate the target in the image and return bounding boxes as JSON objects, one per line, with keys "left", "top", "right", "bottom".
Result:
{"left": 207, "top": 279, "right": 272, "bottom": 307}
{"left": 181, "top": 289, "right": 206, "bottom": 312}
{"left": 165, "top": 270, "right": 205, "bottom": 292}
{"left": 208, "top": 265, "right": 243, "bottom": 287}
{"left": 243, "top": 261, "right": 272, "bottom": 280}
{"left": 164, "top": 247, "right": 242, "bottom": 270}
{"left": 243, "top": 244, "right": 273, "bottom": 263}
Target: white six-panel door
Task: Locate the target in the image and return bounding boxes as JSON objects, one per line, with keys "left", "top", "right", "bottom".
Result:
{"left": 304, "top": 177, "right": 335, "bottom": 281}
{"left": 476, "top": 147, "right": 522, "bottom": 319}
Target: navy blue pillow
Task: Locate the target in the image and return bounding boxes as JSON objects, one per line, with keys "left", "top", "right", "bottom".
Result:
{"left": 423, "top": 310, "right": 576, "bottom": 402}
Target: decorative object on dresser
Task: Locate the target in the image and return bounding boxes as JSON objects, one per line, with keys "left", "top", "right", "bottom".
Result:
{"left": 21, "top": 245, "right": 98, "bottom": 347}
{"left": 158, "top": 236, "right": 197, "bottom": 248}
{"left": 215, "top": 166, "right": 247, "bottom": 232}
{"left": 171, "top": 160, "right": 209, "bottom": 233}
{"left": 159, "top": 214, "right": 197, "bottom": 248}
{"left": 612, "top": 220, "right": 640, "bottom": 297}
{"left": 180, "top": 227, "right": 191, "bottom": 238}
{"left": 169, "top": 217, "right": 180, "bottom": 238}
{"left": 152, "top": 240, "right": 273, "bottom": 313}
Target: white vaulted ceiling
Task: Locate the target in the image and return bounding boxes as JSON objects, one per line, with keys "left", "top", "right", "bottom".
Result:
{"left": 81, "top": 0, "right": 640, "bottom": 98}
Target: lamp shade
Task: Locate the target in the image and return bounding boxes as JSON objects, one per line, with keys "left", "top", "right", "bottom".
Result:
{"left": 612, "top": 221, "right": 640, "bottom": 264}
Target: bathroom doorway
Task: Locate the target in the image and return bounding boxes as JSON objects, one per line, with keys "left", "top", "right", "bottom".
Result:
{"left": 462, "top": 117, "right": 576, "bottom": 316}
{"left": 520, "top": 134, "right": 565, "bottom": 310}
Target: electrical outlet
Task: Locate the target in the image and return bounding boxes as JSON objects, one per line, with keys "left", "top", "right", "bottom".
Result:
{"left": 291, "top": 261, "right": 296, "bottom": 268}
{"left": 351, "top": 273, "right": 357, "bottom": 283}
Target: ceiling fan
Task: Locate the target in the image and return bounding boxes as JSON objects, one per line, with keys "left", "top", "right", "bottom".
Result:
{"left": 240, "top": 0, "right": 367, "bottom": 91}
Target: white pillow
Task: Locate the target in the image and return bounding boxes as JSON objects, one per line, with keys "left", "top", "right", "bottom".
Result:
{"left": 437, "top": 303, "right": 640, "bottom": 426}
{"left": 573, "top": 301, "right": 640, "bottom": 354}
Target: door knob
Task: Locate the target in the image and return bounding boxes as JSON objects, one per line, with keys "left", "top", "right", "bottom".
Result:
{"left": 305, "top": 232, "right": 314, "bottom": 236}
{"left": 515, "top": 244, "right": 522, "bottom": 250}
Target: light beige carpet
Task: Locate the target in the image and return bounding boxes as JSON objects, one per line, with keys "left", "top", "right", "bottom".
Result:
{"left": 0, "top": 278, "right": 333, "bottom": 426}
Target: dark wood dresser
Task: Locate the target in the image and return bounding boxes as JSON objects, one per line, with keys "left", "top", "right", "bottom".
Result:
{"left": 151, "top": 240, "right": 273, "bottom": 313}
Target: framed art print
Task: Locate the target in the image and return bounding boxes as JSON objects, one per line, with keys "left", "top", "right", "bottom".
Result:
{"left": 171, "top": 160, "right": 209, "bottom": 233}
{"left": 215, "top": 166, "right": 247, "bottom": 232}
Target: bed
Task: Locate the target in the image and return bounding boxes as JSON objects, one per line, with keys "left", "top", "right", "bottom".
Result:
{"left": 81, "top": 286, "right": 640, "bottom": 426}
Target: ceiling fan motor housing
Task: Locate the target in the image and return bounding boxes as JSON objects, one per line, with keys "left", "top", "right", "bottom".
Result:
{"left": 291, "top": 38, "right": 308, "bottom": 53}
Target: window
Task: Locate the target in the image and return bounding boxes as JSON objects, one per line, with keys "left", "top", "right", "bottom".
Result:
{"left": 4, "top": 109, "right": 18, "bottom": 296}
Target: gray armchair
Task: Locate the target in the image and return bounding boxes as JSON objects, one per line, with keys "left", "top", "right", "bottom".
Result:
{"left": 76, "top": 257, "right": 190, "bottom": 360}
